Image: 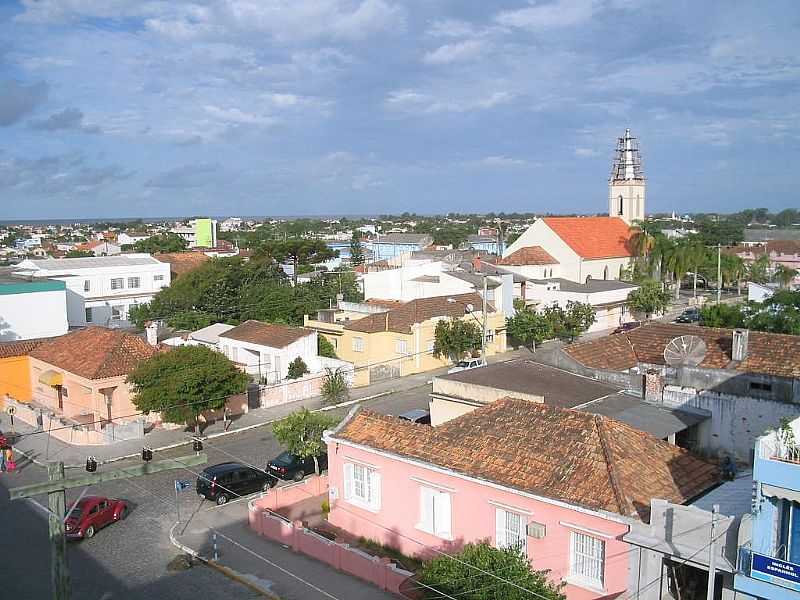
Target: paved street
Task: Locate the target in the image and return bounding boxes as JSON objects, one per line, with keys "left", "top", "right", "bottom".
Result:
{"left": 0, "top": 381, "right": 434, "bottom": 600}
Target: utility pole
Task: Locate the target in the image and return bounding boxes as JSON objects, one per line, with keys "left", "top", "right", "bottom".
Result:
{"left": 717, "top": 244, "right": 722, "bottom": 304}
{"left": 10, "top": 453, "right": 207, "bottom": 600}
{"left": 481, "top": 274, "right": 488, "bottom": 362}
{"left": 706, "top": 504, "right": 719, "bottom": 600}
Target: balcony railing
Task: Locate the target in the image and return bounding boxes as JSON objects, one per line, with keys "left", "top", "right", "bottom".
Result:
{"left": 757, "top": 435, "right": 800, "bottom": 465}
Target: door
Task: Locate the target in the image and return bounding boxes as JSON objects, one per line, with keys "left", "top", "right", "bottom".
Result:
{"left": 97, "top": 500, "right": 113, "bottom": 527}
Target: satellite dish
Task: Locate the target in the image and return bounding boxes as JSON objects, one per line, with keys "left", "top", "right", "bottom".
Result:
{"left": 664, "top": 335, "right": 707, "bottom": 367}
{"left": 465, "top": 303, "right": 474, "bottom": 313}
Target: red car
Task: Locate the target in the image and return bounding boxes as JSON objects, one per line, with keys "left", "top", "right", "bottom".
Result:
{"left": 65, "top": 495, "right": 128, "bottom": 540}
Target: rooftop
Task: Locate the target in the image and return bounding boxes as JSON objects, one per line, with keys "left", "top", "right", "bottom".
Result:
{"left": 566, "top": 321, "right": 800, "bottom": 379}
{"left": 744, "top": 229, "right": 800, "bottom": 243}
{"left": 30, "top": 327, "right": 158, "bottom": 379}
{"left": 333, "top": 398, "right": 720, "bottom": 521}
{"left": 189, "top": 323, "right": 235, "bottom": 345}
{"left": 374, "top": 233, "right": 433, "bottom": 245}
{"left": 498, "top": 246, "right": 559, "bottom": 266}
{"left": 154, "top": 252, "right": 210, "bottom": 276}
{"left": 219, "top": 320, "right": 313, "bottom": 348}
{"left": 543, "top": 216, "right": 634, "bottom": 259}
{"left": 526, "top": 277, "right": 638, "bottom": 294}
{"left": 0, "top": 338, "right": 48, "bottom": 359}
{"left": 17, "top": 254, "right": 160, "bottom": 271}
{"left": 345, "top": 292, "right": 492, "bottom": 334}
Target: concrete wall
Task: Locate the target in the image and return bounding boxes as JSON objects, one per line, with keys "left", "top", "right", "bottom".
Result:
{"left": 362, "top": 262, "right": 475, "bottom": 302}
{"left": 0, "top": 288, "right": 68, "bottom": 341}
{"left": 220, "top": 332, "right": 318, "bottom": 382}
{"left": 326, "top": 437, "right": 632, "bottom": 600}
{"left": 430, "top": 377, "right": 544, "bottom": 425}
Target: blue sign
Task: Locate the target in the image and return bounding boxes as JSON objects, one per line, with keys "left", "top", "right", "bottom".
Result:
{"left": 175, "top": 479, "right": 192, "bottom": 493}
{"left": 751, "top": 551, "right": 800, "bottom": 591}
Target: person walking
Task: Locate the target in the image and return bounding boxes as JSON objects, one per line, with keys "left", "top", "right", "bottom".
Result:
{"left": 0, "top": 445, "right": 6, "bottom": 472}
{"left": 36, "top": 410, "right": 44, "bottom": 431}
{"left": 5, "top": 447, "right": 16, "bottom": 473}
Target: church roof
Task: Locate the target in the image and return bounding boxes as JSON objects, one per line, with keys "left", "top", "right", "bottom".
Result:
{"left": 543, "top": 216, "right": 635, "bottom": 259}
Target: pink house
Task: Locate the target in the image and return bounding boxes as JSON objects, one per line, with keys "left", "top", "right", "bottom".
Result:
{"left": 325, "top": 398, "right": 719, "bottom": 600}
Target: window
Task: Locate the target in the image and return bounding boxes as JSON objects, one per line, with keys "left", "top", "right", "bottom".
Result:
{"left": 83, "top": 280, "right": 91, "bottom": 292}
{"left": 352, "top": 337, "right": 364, "bottom": 352}
{"left": 154, "top": 274, "right": 165, "bottom": 282}
{"left": 485, "top": 330, "right": 495, "bottom": 344}
{"left": 570, "top": 532, "right": 604, "bottom": 589}
{"left": 496, "top": 508, "right": 526, "bottom": 555}
{"left": 749, "top": 381, "right": 773, "bottom": 393}
{"left": 777, "top": 500, "right": 800, "bottom": 564}
{"left": 110, "top": 278, "right": 124, "bottom": 290}
{"left": 111, "top": 305, "right": 124, "bottom": 320}
{"left": 85, "top": 307, "right": 93, "bottom": 323}
{"left": 395, "top": 339, "right": 408, "bottom": 355}
{"left": 418, "top": 486, "right": 452, "bottom": 539}
{"left": 128, "top": 277, "right": 140, "bottom": 289}
{"left": 618, "top": 195, "right": 624, "bottom": 216}
{"left": 343, "top": 463, "right": 381, "bottom": 510}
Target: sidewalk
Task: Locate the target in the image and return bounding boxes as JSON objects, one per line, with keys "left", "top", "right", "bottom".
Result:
{"left": 172, "top": 501, "right": 397, "bottom": 600}
{"left": 10, "top": 348, "right": 531, "bottom": 468}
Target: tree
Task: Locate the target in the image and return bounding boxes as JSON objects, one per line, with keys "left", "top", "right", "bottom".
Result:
{"left": 349, "top": 231, "right": 365, "bottom": 266}
{"left": 418, "top": 541, "right": 565, "bottom": 600}
{"left": 258, "top": 239, "right": 336, "bottom": 285}
{"left": 133, "top": 234, "right": 188, "bottom": 254}
{"left": 775, "top": 264, "right": 798, "bottom": 289}
{"left": 699, "top": 303, "right": 747, "bottom": 328}
{"left": 127, "top": 346, "right": 248, "bottom": 431}
{"left": 626, "top": 279, "right": 671, "bottom": 319}
{"left": 318, "top": 336, "right": 338, "bottom": 359}
{"left": 630, "top": 219, "right": 658, "bottom": 272}
{"left": 433, "top": 317, "right": 482, "bottom": 363}
{"left": 287, "top": 357, "right": 310, "bottom": 380}
{"left": 65, "top": 249, "right": 94, "bottom": 258}
{"left": 505, "top": 309, "right": 553, "bottom": 348}
{"left": 320, "top": 367, "right": 350, "bottom": 405}
{"left": 748, "top": 254, "right": 770, "bottom": 284}
{"left": 556, "top": 301, "right": 596, "bottom": 342}
{"left": 272, "top": 408, "right": 339, "bottom": 475}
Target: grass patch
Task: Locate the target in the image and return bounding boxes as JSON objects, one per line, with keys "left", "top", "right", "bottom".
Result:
{"left": 356, "top": 537, "right": 423, "bottom": 572}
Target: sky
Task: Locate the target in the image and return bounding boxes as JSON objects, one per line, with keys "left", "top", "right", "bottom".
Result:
{"left": 0, "top": 0, "right": 799, "bottom": 219}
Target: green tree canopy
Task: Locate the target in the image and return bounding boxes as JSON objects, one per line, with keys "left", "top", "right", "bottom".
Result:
{"left": 699, "top": 303, "right": 747, "bottom": 328}
{"left": 433, "top": 317, "right": 482, "bottom": 362}
{"left": 418, "top": 541, "right": 566, "bottom": 600}
{"left": 318, "top": 336, "right": 338, "bottom": 359}
{"left": 627, "top": 279, "right": 671, "bottom": 319}
{"left": 133, "top": 233, "right": 189, "bottom": 254}
{"left": 127, "top": 345, "right": 248, "bottom": 429}
{"left": 349, "top": 231, "right": 365, "bottom": 266}
{"left": 65, "top": 249, "right": 95, "bottom": 258}
{"left": 505, "top": 308, "right": 553, "bottom": 348}
{"left": 272, "top": 408, "right": 339, "bottom": 474}
{"left": 256, "top": 239, "right": 336, "bottom": 285}
{"left": 287, "top": 357, "right": 310, "bottom": 380}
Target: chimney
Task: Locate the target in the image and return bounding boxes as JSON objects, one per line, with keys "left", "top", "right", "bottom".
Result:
{"left": 732, "top": 329, "right": 749, "bottom": 361}
{"left": 145, "top": 321, "right": 159, "bottom": 347}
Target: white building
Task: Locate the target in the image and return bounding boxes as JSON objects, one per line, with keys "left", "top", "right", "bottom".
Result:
{"left": 117, "top": 232, "right": 151, "bottom": 247}
{"left": 218, "top": 320, "right": 319, "bottom": 383}
{"left": 0, "top": 275, "right": 69, "bottom": 341}
{"left": 14, "top": 254, "right": 170, "bottom": 328}
{"left": 220, "top": 217, "right": 243, "bottom": 232}
{"left": 170, "top": 218, "right": 218, "bottom": 248}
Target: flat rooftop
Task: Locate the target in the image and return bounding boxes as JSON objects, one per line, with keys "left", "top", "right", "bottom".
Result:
{"left": 18, "top": 254, "right": 160, "bottom": 271}
{"left": 691, "top": 471, "right": 753, "bottom": 517}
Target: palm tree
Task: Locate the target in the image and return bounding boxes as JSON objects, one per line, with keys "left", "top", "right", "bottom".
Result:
{"left": 630, "top": 220, "right": 657, "bottom": 274}
{"left": 720, "top": 254, "right": 746, "bottom": 295}
{"left": 684, "top": 239, "right": 707, "bottom": 299}
{"left": 665, "top": 241, "right": 692, "bottom": 300}
{"left": 647, "top": 235, "right": 674, "bottom": 284}
{"left": 748, "top": 254, "right": 771, "bottom": 284}
{"left": 775, "top": 264, "right": 798, "bottom": 289}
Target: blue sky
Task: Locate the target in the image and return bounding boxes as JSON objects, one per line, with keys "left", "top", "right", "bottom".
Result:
{"left": 1, "top": 0, "right": 798, "bottom": 219}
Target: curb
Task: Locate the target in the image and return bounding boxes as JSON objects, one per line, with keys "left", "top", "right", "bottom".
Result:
{"left": 168, "top": 522, "right": 281, "bottom": 599}
{"left": 14, "top": 389, "right": 396, "bottom": 469}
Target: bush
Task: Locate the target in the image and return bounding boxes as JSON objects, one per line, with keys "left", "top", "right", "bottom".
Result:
{"left": 321, "top": 367, "right": 350, "bottom": 405}
{"left": 286, "top": 357, "right": 310, "bottom": 380}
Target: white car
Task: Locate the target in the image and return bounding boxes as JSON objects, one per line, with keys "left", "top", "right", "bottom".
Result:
{"left": 447, "top": 358, "right": 486, "bottom": 374}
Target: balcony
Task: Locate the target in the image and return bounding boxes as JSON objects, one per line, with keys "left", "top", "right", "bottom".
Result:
{"left": 753, "top": 435, "right": 800, "bottom": 494}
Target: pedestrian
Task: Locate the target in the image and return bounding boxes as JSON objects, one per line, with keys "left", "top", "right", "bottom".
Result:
{"left": 223, "top": 407, "right": 232, "bottom": 432}
{"left": 36, "top": 410, "right": 44, "bottom": 432}
{"left": 5, "top": 448, "right": 15, "bottom": 473}
{"left": 0, "top": 445, "right": 6, "bottom": 473}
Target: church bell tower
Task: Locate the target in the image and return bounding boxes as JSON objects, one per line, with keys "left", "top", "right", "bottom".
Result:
{"left": 608, "top": 128, "right": 645, "bottom": 224}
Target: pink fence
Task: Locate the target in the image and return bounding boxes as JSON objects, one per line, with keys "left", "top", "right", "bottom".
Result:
{"left": 249, "top": 497, "right": 414, "bottom": 596}
{"left": 252, "top": 475, "right": 329, "bottom": 512}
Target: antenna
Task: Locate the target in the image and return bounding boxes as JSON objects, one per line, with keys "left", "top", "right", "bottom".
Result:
{"left": 663, "top": 335, "right": 707, "bottom": 367}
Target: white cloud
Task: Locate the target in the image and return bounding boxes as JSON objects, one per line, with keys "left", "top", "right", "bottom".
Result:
{"left": 423, "top": 39, "right": 486, "bottom": 65}
{"left": 426, "top": 18, "right": 478, "bottom": 38}
{"left": 203, "top": 105, "right": 275, "bottom": 126}
{"left": 574, "top": 147, "right": 599, "bottom": 157}
{"left": 473, "top": 156, "right": 528, "bottom": 167}
{"left": 495, "top": 0, "right": 595, "bottom": 31}
{"left": 351, "top": 173, "right": 383, "bottom": 190}
{"left": 386, "top": 89, "right": 514, "bottom": 114}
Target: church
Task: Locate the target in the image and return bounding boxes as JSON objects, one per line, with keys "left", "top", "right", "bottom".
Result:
{"left": 501, "top": 128, "right": 645, "bottom": 284}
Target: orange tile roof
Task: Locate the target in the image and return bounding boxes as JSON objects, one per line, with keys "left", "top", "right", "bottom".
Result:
{"left": 155, "top": 252, "right": 210, "bottom": 277}
{"left": 333, "top": 398, "right": 719, "bottom": 520}
{"left": 219, "top": 320, "right": 313, "bottom": 348}
{"left": 30, "top": 327, "right": 159, "bottom": 379}
{"left": 566, "top": 321, "right": 800, "bottom": 379}
{"left": 498, "top": 246, "right": 559, "bottom": 266}
{"left": 345, "top": 292, "right": 492, "bottom": 334}
{"left": 543, "top": 216, "right": 634, "bottom": 259}
{"left": 0, "top": 338, "right": 47, "bottom": 359}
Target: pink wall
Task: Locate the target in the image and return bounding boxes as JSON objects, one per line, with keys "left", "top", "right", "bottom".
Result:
{"left": 326, "top": 440, "right": 631, "bottom": 600}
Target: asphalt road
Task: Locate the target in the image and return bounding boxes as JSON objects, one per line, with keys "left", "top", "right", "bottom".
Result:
{"left": 0, "top": 384, "right": 431, "bottom": 600}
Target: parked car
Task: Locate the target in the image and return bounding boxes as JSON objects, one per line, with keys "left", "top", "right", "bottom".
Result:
{"left": 65, "top": 495, "right": 128, "bottom": 540}
{"left": 398, "top": 409, "right": 431, "bottom": 425}
{"left": 447, "top": 358, "right": 486, "bottom": 374}
{"left": 267, "top": 451, "right": 328, "bottom": 483}
{"left": 675, "top": 308, "right": 701, "bottom": 323}
{"left": 196, "top": 462, "right": 274, "bottom": 505}
{"left": 612, "top": 321, "right": 641, "bottom": 334}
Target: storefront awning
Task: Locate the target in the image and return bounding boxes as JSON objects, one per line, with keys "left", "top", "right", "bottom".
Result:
{"left": 38, "top": 370, "right": 63, "bottom": 387}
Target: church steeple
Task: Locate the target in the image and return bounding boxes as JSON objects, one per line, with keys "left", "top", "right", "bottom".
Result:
{"left": 608, "top": 128, "right": 646, "bottom": 224}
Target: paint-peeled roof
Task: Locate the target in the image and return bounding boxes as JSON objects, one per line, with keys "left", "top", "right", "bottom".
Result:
{"left": 333, "top": 398, "right": 719, "bottom": 521}
{"left": 219, "top": 320, "right": 313, "bottom": 348}
{"left": 543, "top": 216, "right": 634, "bottom": 259}
{"left": 345, "top": 292, "right": 491, "bottom": 334}
{"left": 30, "top": 327, "right": 159, "bottom": 379}
{"left": 498, "top": 246, "right": 559, "bottom": 266}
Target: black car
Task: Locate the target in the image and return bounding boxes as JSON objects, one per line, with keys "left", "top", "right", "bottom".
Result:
{"left": 675, "top": 308, "right": 701, "bottom": 323}
{"left": 196, "top": 462, "right": 274, "bottom": 505}
{"left": 267, "top": 451, "right": 328, "bottom": 483}
{"left": 398, "top": 409, "right": 431, "bottom": 425}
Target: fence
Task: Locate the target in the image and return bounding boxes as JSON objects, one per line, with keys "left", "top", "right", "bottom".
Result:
{"left": 249, "top": 496, "right": 413, "bottom": 596}
{"left": 252, "top": 475, "right": 329, "bottom": 512}
{"left": 255, "top": 360, "right": 354, "bottom": 409}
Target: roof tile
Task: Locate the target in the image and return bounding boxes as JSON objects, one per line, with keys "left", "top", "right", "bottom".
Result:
{"left": 543, "top": 216, "right": 634, "bottom": 259}
{"left": 498, "top": 246, "right": 559, "bottom": 266}
{"left": 219, "top": 320, "right": 313, "bottom": 348}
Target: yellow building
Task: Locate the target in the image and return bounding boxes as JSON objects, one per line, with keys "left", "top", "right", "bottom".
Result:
{"left": 305, "top": 293, "right": 507, "bottom": 386}
{"left": 0, "top": 340, "right": 45, "bottom": 407}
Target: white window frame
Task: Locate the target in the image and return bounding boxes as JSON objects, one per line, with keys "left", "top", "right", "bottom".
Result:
{"left": 128, "top": 276, "right": 141, "bottom": 289}
{"left": 110, "top": 278, "right": 124, "bottom": 290}
{"left": 395, "top": 339, "right": 408, "bottom": 355}
{"left": 352, "top": 337, "right": 364, "bottom": 352}
{"left": 569, "top": 531, "right": 605, "bottom": 590}
{"left": 417, "top": 486, "right": 452, "bottom": 539}
{"left": 343, "top": 463, "right": 381, "bottom": 511}
{"left": 495, "top": 508, "right": 527, "bottom": 556}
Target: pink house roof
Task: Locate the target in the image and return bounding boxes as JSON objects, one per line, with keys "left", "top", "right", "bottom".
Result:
{"left": 332, "top": 398, "right": 719, "bottom": 520}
